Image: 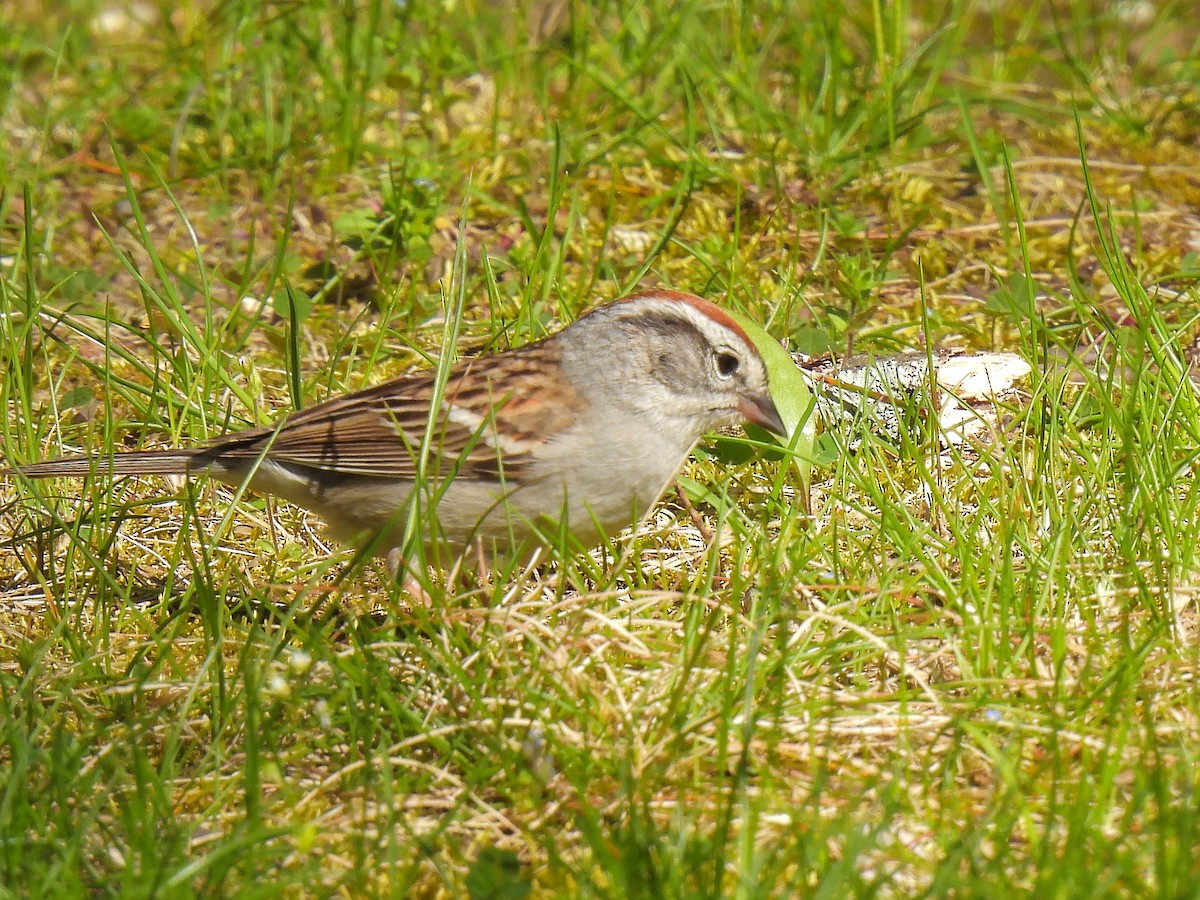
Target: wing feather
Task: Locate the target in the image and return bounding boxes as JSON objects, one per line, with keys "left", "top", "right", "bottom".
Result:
{"left": 202, "top": 342, "right": 580, "bottom": 482}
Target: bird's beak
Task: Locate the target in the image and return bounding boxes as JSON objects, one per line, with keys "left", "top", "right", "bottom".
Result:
{"left": 739, "top": 391, "right": 788, "bottom": 437}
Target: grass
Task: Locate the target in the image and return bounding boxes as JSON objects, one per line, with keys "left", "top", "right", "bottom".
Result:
{"left": 2, "top": 0, "right": 1200, "bottom": 895}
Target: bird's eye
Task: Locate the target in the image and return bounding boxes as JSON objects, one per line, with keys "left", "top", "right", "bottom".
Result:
{"left": 716, "top": 351, "right": 740, "bottom": 377}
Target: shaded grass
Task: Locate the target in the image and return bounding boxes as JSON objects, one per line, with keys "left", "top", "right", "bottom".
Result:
{"left": 3, "top": 0, "right": 1200, "bottom": 895}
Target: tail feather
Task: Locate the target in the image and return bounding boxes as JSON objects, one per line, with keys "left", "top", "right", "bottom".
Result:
{"left": 9, "top": 449, "right": 206, "bottom": 479}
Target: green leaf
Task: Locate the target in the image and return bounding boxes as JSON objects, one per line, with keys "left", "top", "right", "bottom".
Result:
{"left": 273, "top": 284, "right": 313, "bottom": 323}
{"left": 60, "top": 386, "right": 95, "bottom": 410}
{"left": 726, "top": 309, "right": 817, "bottom": 492}
{"left": 790, "top": 325, "right": 837, "bottom": 357}
{"left": 332, "top": 207, "right": 381, "bottom": 240}
{"left": 465, "top": 848, "right": 532, "bottom": 900}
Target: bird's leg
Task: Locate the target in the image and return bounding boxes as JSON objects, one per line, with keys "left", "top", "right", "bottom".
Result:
{"left": 474, "top": 537, "right": 490, "bottom": 589}
{"left": 674, "top": 481, "right": 714, "bottom": 544}
{"left": 385, "top": 545, "right": 435, "bottom": 607}
{"left": 385, "top": 545, "right": 405, "bottom": 581}
{"left": 403, "top": 575, "right": 434, "bottom": 608}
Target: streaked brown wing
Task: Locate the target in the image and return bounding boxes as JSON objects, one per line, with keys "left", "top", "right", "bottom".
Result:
{"left": 205, "top": 343, "right": 579, "bottom": 482}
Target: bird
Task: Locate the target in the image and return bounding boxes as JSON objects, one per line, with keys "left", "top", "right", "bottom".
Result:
{"left": 7, "top": 289, "right": 786, "bottom": 576}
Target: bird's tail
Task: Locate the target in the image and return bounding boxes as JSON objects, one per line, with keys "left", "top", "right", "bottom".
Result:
{"left": 7, "top": 449, "right": 206, "bottom": 479}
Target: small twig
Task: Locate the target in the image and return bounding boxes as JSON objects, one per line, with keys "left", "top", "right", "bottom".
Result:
{"left": 674, "top": 482, "right": 713, "bottom": 544}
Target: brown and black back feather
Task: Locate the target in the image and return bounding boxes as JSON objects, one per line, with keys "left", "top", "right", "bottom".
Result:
{"left": 7, "top": 340, "right": 581, "bottom": 485}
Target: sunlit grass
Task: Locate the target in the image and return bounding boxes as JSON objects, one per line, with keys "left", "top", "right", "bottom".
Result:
{"left": 2, "top": 0, "right": 1200, "bottom": 895}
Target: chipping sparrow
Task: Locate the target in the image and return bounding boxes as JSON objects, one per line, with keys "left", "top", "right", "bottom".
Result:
{"left": 11, "top": 289, "right": 786, "bottom": 572}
